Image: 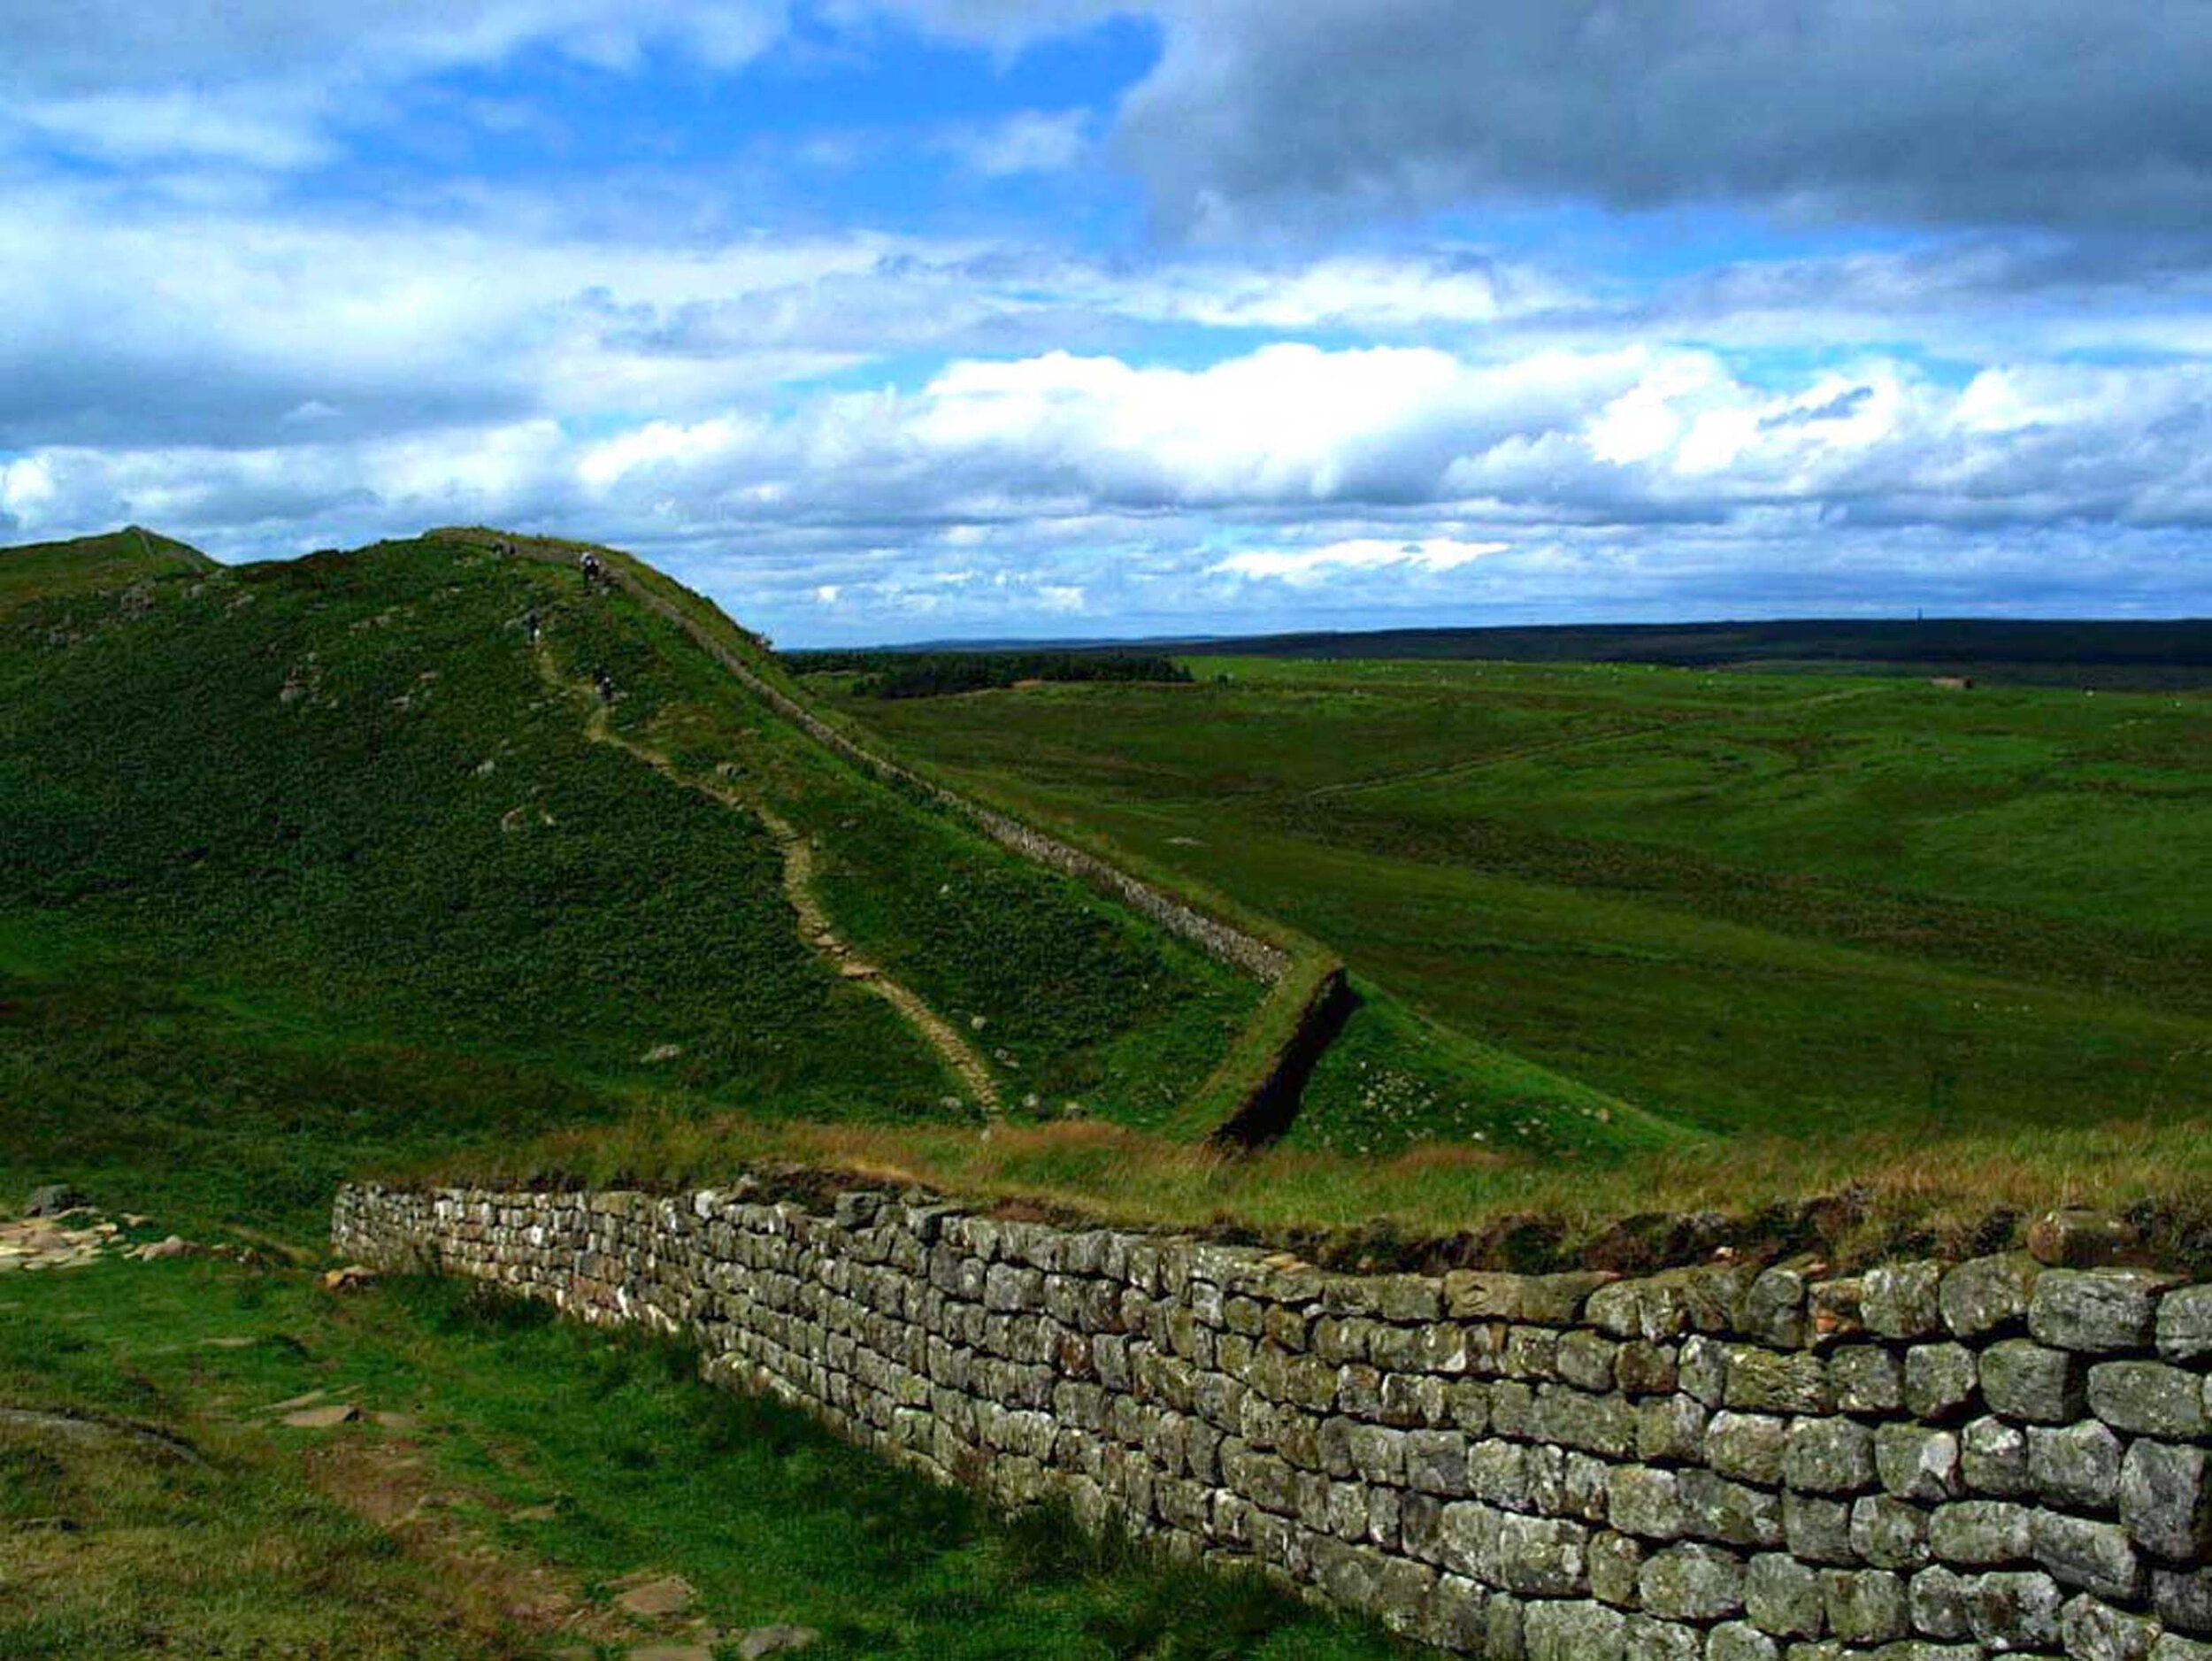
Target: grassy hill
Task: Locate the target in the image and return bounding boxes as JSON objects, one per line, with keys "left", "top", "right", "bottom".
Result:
{"left": 811, "top": 653, "right": 2212, "bottom": 1167}
{"left": 0, "top": 529, "right": 1255, "bottom": 1234}
{"left": 0, "top": 525, "right": 212, "bottom": 607}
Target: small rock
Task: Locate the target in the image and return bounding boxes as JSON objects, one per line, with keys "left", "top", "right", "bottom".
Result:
{"left": 282, "top": 1403, "right": 361, "bottom": 1429}
{"left": 737, "top": 1626, "right": 821, "bottom": 1659}
{"left": 641, "top": 1043, "right": 684, "bottom": 1064}
{"left": 322, "top": 1265, "right": 378, "bottom": 1292}
{"left": 2026, "top": 1210, "right": 2138, "bottom": 1268}
{"left": 137, "top": 1235, "right": 190, "bottom": 1261}
{"left": 616, "top": 1574, "right": 695, "bottom": 1619}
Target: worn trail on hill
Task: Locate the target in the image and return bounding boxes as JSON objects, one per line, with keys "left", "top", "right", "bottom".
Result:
{"left": 534, "top": 647, "right": 1002, "bottom": 1114}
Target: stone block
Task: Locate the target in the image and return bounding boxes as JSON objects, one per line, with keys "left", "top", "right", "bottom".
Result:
{"left": 1876, "top": 1425, "right": 1962, "bottom": 1503}
{"left": 1905, "top": 1344, "right": 1979, "bottom": 1420}
{"left": 1865, "top": 1262, "right": 1947, "bottom": 1340}
{"left": 2090, "top": 1362, "right": 2209, "bottom": 1439}
{"left": 1831, "top": 1345, "right": 1905, "bottom": 1415}
{"left": 2027, "top": 1420, "right": 2124, "bottom": 1511}
{"left": 1641, "top": 1542, "right": 1747, "bottom": 1621}
{"left": 1957, "top": 1568, "right": 2064, "bottom": 1650}
{"left": 2030, "top": 1272, "right": 2173, "bottom": 1355}
{"left": 1525, "top": 1599, "right": 1628, "bottom": 1661}
{"left": 1562, "top": 1330, "right": 1624, "bottom": 1393}
{"left": 2032, "top": 1510, "right": 2142, "bottom": 1602}
{"left": 1941, "top": 1254, "right": 2040, "bottom": 1339}
{"left": 1640, "top": 1395, "right": 1709, "bottom": 1464}
{"left": 1852, "top": 1495, "right": 1932, "bottom": 1570}
{"left": 1930, "top": 1500, "right": 2034, "bottom": 1566}
{"left": 1627, "top": 1614, "right": 1706, "bottom": 1661}
{"left": 1426, "top": 1573, "right": 1489, "bottom": 1652}
{"left": 1405, "top": 1428, "right": 1472, "bottom": 1496}
{"left": 1724, "top": 1348, "right": 1833, "bottom": 1415}
{"left": 2155, "top": 1285, "right": 2212, "bottom": 1365}
{"left": 1782, "top": 1493, "right": 1855, "bottom": 1565}
{"left": 2027, "top": 1210, "right": 2139, "bottom": 1269}
{"left": 1682, "top": 1336, "right": 1730, "bottom": 1406}
{"left": 2155, "top": 1638, "right": 2212, "bottom": 1661}
{"left": 2118, "top": 1441, "right": 2210, "bottom": 1564}
{"left": 1538, "top": 1384, "right": 1639, "bottom": 1457}
{"left": 2059, "top": 1591, "right": 2161, "bottom": 1661}
{"left": 1708, "top": 1622, "right": 1780, "bottom": 1661}
{"left": 1612, "top": 1465, "right": 1689, "bottom": 1541}
{"left": 1786, "top": 1418, "right": 1876, "bottom": 1495}
{"left": 1620, "top": 1342, "right": 1682, "bottom": 1398}
{"left": 1709, "top": 1411, "right": 1792, "bottom": 1485}
{"left": 1985, "top": 1341, "right": 2087, "bottom": 1425}
{"left": 1594, "top": 1529, "right": 1647, "bottom": 1608}
{"left": 2153, "top": 1567, "right": 2212, "bottom": 1637}
{"left": 1741, "top": 1269, "right": 1810, "bottom": 1349}
{"left": 1683, "top": 1472, "right": 1787, "bottom": 1549}
{"left": 1910, "top": 1565, "right": 1974, "bottom": 1641}
{"left": 1747, "top": 1552, "right": 1826, "bottom": 1637}
{"left": 1963, "top": 1414, "right": 2032, "bottom": 1497}
{"left": 1822, "top": 1568, "right": 1909, "bottom": 1644}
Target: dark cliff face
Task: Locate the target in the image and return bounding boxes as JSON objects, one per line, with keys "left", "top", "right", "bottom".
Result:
{"left": 337, "top": 1179, "right": 2212, "bottom": 1658}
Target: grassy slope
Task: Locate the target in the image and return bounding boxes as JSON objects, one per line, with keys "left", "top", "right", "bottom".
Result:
{"left": 1, "top": 1256, "right": 1395, "bottom": 1659}
{"left": 0, "top": 526, "right": 212, "bottom": 607}
{"left": 0, "top": 531, "right": 1253, "bottom": 1233}
{"left": 815, "top": 656, "right": 2212, "bottom": 1154}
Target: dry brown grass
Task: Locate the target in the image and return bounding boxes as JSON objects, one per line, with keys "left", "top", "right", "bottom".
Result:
{"left": 418, "top": 1107, "right": 2212, "bottom": 1273}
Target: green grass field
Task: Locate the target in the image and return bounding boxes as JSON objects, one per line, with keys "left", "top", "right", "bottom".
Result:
{"left": 812, "top": 655, "right": 2212, "bottom": 1156}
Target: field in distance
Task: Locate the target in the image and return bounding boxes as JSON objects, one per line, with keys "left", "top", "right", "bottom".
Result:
{"left": 808, "top": 652, "right": 2212, "bottom": 1158}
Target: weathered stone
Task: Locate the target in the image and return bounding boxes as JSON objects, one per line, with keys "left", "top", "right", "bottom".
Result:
{"left": 1742, "top": 1270, "right": 1810, "bottom": 1349}
{"left": 1984, "top": 1342, "right": 2086, "bottom": 1425}
{"left": 2026, "top": 1211, "right": 2138, "bottom": 1270}
{"left": 1525, "top": 1598, "right": 1627, "bottom": 1661}
{"left": 1725, "top": 1350, "right": 1833, "bottom": 1415}
{"left": 2060, "top": 1591, "right": 2161, "bottom": 1661}
{"left": 2032, "top": 1510, "right": 2142, "bottom": 1602}
{"left": 1709, "top": 1411, "right": 1791, "bottom": 1486}
{"left": 1930, "top": 1501, "right": 2034, "bottom": 1566}
{"left": 1747, "top": 1552, "right": 1825, "bottom": 1638}
{"left": 1904, "top": 1345, "right": 1978, "bottom": 1420}
{"left": 1807, "top": 1279, "right": 1864, "bottom": 1345}
{"left": 2029, "top": 1271, "right": 2173, "bottom": 1355}
{"left": 1708, "top": 1621, "right": 1781, "bottom": 1661}
{"left": 2090, "top": 1362, "right": 2209, "bottom": 1439}
{"left": 1786, "top": 1418, "right": 1875, "bottom": 1496}
{"left": 1640, "top": 1395, "right": 1709, "bottom": 1465}
{"left": 1865, "top": 1263, "right": 1947, "bottom": 1340}
{"left": 1594, "top": 1530, "right": 1647, "bottom": 1608}
{"left": 1822, "top": 1569, "right": 1909, "bottom": 1644}
{"left": 2154, "top": 1637, "right": 2212, "bottom": 1661}
{"left": 1562, "top": 1331, "right": 1624, "bottom": 1393}
{"left": 2152, "top": 1568, "right": 2212, "bottom": 1637}
{"left": 1682, "top": 1472, "right": 1786, "bottom": 1549}
{"left": 1641, "top": 1543, "right": 1747, "bottom": 1621}
{"left": 1681, "top": 1336, "right": 1729, "bottom": 1407}
{"left": 1960, "top": 1570, "right": 2063, "bottom": 1649}
{"left": 2028, "top": 1420, "right": 2124, "bottom": 1511}
{"left": 1626, "top": 1614, "right": 1705, "bottom": 1661}
{"left": 1539, "top": 1384, "right": 1638, "bottom": 1458}
{"left": 2156, "top": 1285, "right": 2212, "bottom": 1364}
{"left": 1782, "top": 1494, "right": 1855, "bottom": 1565}
{"left": 1404, "top": 1428, "right": 1472, "bottom": 1496}
{"left": 1851, "top": 1496, "right": 1932, "bottom": 1570}
{"left": 2118, "top": 1441, "right": 2210, "bottom": 1564}
{"left": 1876, "top": 1425, "right": 1962, "bottom": 1503}
{"left": 1962, "top": 1416, "right": 2032, "bottom": 1497}
{"left": 1941, "top": 1255, "right": 2039, "bottom": 1339}
{"left": 1488, "top": 1591, "right": 1528, "bottom": 1661}
{"left": 1830, "top": 1346, "right": 1904, "bottom": 1415}
{"left": 1612, "top": 1466, "right": 1688, "bottom": 1542}
{"left": 1910, "top": 1565, "right": 1975, "bottom": 1641}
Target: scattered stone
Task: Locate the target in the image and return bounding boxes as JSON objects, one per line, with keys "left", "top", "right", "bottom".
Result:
{"left": 322, "top": 1265, "right": 378, "bottom": 1292}
{"left": 136, "top": 1235, "right": 190, "bottom": 1262}
{"left": 641, "top": 1043, "right": 685, "bottom": 1064}
{"left": 2027, "top": 1211, "right": 2139, "bottom": 1269}
{"left": 615, "top": 1574, "right": 696, "bottom": 1620}
{"left": 281, "top": 1403, "right": 361, "bottom": 1429}
{"left": 735, "top": 1625, "right": 821, "bottom": 1658}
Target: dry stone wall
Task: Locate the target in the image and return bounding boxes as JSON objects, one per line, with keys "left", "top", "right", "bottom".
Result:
{"left": 334, "top": 1182, "right": 2212, "bottom": 1660}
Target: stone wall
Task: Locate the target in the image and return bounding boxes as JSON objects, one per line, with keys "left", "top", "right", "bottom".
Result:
{"left": 334, "top": 1181, "right": 2212, "bottom": 1660}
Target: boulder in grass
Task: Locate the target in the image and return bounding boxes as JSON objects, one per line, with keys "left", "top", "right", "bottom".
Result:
{"left": 22, "top": 1184, "right": 86, "bottom": 1219}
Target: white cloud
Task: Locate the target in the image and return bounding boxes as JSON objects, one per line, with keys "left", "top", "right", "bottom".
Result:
{"left": 1212, "top": 536, "right": 1508, "bottom": 585}
{"left": 942, "top": 110, "right": 1092, "bottom": 178}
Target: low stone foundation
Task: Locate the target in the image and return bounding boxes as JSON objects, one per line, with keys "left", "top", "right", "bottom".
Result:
{"left": 334, "top": 1182, "right": 2212, "bottom": 1659}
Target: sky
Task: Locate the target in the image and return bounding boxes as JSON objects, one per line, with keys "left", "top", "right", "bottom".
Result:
{"left": 2, "top": 3, "right": 2208, "bottom": 645}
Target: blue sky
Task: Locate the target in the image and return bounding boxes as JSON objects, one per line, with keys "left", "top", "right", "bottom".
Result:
{"left": 2, "top": 1, "right": 2208, "bottom": 644}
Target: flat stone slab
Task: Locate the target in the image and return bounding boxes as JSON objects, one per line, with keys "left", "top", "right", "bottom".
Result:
{"left": 281, "top": 1403, "right": 360, "bottom": 1429}
{"left": 615, "top": 1574, "right": 695, "bottom": 1619}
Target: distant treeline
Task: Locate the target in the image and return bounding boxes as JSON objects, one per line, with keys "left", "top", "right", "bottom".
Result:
{"left": 788, "top": 650, "right": 1194, "bottom": 700}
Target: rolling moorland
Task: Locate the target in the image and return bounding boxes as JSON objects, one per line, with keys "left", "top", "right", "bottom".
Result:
{"left": 5, "top": 527, "right": 2210, "bottom": 1656}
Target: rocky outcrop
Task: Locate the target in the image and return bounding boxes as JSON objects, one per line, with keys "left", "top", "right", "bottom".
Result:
{"left": 334, "top": 1181, "right": 2212, "bottom": 1657}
